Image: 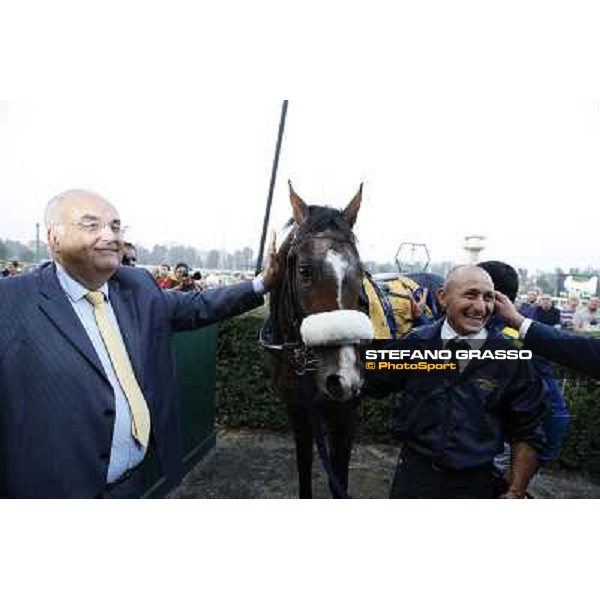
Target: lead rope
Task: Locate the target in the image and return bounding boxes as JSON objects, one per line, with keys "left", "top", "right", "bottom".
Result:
{"left": 299, "top": 371, "right": 352, "bottom": 499}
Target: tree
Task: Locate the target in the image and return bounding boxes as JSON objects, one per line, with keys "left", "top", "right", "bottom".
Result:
{"left": 362, "top": 260, "right": 378, "bottom": 273}
{"left": 38, "top": 241, "right": 50, "bottom": 261}
{"left": 241, "top": 247, "right": 254, "bottom": 271}
{"left": 233, "top": 250, "right": 245, "bottom": 270}
{"left": 2, "top": 239, "right": 32, "bottom": 262}
{"left": 430, "top": 261, "right": 457, "bottom": 278}
{"left": 167, "top": 245, "right": 198, "bottom": 267}
{"left": 21, "top": 248, "right": 34, "bottom": 263}
{"left": 223, "top": 252, "right": 234, "bottom": 270}
{"left": 150, "top": 244, "right": 169, "bottom": 264}
{"left": 206, "top": 249, "right": 220, "bottom": 269}
{"left": 535, "top": 272, "right": 557, "bottom": 295}
{"left": 136, "top": 244, "right": 152, "bottom": 264}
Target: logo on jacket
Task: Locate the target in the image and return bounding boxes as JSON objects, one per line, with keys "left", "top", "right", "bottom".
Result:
{"left": 478, "top": 378, "right": 499, "bottom": 391}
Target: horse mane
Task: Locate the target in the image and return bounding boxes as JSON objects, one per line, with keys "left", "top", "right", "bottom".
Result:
{"left": 285, "top": 205, "right": 357, "bottom": 246}
{"left": 269, "top": 226, "right": 296, "bottom": 343}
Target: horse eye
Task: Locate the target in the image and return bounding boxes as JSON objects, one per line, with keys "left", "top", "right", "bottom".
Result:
{"left": 298, "top": 266, "right": 312, "bottom": 279}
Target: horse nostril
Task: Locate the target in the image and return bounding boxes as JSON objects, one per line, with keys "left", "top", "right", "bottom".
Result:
{"left": 325, "top": 374, "right": 343, "bottom": 398}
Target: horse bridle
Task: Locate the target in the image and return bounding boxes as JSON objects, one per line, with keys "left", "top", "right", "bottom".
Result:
{"left": 259, "top": 322, "right": 319, "bottom": 376}
{"left": 259, "top": 227, "right": 361, "bottom": 376}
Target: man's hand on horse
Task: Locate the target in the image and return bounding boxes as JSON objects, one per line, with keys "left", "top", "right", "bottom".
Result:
{"left": 261, "top": 231, "right": 278, "bottom": 292}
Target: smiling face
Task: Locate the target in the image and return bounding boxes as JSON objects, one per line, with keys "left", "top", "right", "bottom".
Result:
{"left": 439, "top": 266, "right": 495, "bottom": 335}
{"left": 47, "top": 191, "right": 124, "bottom": 289}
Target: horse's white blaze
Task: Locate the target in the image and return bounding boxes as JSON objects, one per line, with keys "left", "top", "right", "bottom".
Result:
{"left": 325, "top": 249, "right": 349, "bottom": 309}
{"left": 338, "top": 345, "right": 361, "bottom": 398}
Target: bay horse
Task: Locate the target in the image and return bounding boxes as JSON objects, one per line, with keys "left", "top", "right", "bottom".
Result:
{"left": 264, "top": 182, "right": 373, "bottom": 498}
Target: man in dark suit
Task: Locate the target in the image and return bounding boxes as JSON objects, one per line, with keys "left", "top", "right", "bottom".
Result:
{"left": 0, "top": 189, "right": 277, "bottom": 498}
{"left": 495, "top": 292, "right": 600, "bottom": 379}
{"left": 366, "top": 266, "right": 548, "bottom": 498}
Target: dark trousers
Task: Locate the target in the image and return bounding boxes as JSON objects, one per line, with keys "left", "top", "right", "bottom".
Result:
{"left": 390, "top": 448, "right": 494, "bottom": 499}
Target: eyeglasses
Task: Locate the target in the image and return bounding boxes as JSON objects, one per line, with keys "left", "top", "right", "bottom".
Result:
{"left": 63, "top": 220, "right": 129, "bottom": 236}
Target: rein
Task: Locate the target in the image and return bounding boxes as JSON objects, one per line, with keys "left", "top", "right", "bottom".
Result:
{"left": 260, "top": 317, "right": 351, "bottom": 497}
{"left": 299, "top": 373, "right": 352, "bottom": 499}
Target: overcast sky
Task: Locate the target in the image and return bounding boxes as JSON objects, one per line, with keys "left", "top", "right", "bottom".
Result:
{"left": 2, "top": 4, "right": 600, "bottom": 273}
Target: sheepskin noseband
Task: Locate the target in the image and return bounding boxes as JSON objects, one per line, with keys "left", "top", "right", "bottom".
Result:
{"left": 300, "top": 310, "right": 374, "bottom": 347}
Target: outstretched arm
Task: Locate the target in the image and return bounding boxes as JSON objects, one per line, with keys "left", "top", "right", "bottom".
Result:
{"left": 163, "top": 232, "right": 279, "bottom": 331}
{"left": 495, "top": 292, "right": 600, "bottom": 379}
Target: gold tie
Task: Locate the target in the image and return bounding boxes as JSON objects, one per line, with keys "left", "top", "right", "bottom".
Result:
{"left": 85, "top": 291, "right": 151, "bottom": 448}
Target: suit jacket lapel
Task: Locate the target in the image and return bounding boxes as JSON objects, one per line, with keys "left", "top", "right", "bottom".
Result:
{"left": 37, "top": 264, "right": 109, "bottom": 382}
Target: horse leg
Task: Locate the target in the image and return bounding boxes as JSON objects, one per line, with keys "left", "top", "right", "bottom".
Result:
{"left": 287, "top": 403, "right": 314, "bottom": 499}
{"left": 324, "top": 402, "right": 360, "bottom": 498}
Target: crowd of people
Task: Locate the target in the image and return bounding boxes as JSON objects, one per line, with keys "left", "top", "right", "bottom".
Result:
{"left": 1, "top": 260, "right": 21, "bottom": 277}
{"left": 1, "top": 249, "right": 242, "bottom": 293}
{"left": 517, "top": 288, "right": 600, "bottom": 332}
{"left": 116, "top": 249, "right": 239, "bottom": 292}
{"left": 153, "top": 262, "right": 205, "bottom": 291}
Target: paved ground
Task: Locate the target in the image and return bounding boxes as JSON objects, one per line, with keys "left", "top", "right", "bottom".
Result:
{"left": 171, "top": 428, "right": 600, "bottom": 499}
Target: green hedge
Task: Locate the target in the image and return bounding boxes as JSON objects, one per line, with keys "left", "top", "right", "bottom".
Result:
{"left": 216, "top": 313, "right": 286, "bottom": 431}
{"left": 216, "top": 315, "right": 600, "bottom": 482}
{"left": 557, "top": 375, "right": 600, "bottom": 479}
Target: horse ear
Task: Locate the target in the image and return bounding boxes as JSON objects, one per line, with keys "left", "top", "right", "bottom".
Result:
{"left": 289, "top": 180, "right": 308, "bottom": 225}
{"left": 342, "top": 183, "right": 363, "bottom": 227}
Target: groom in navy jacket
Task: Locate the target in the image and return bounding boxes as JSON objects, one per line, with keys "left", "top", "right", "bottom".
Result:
{"left": 0, "top": 189, "right": 276, "bottom": 498}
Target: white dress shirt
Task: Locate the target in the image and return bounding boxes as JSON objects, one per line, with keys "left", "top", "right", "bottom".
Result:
{"left": 55, "top": 263, "right": 146, "bottom": 483}
{"left": 440, "top": 319, "right": 488, "bottom": 372}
